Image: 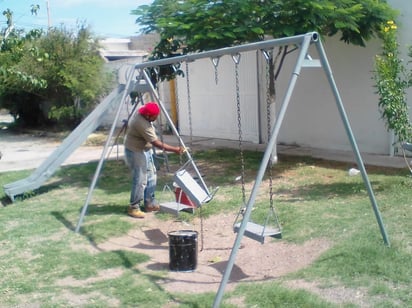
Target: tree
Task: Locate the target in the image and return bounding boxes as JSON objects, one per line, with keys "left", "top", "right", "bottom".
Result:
{"left": 0, "top": 8, "right": 113, "bottom": 128}
{"left": 133, "top": 0, "right": 396, "bottom": 57}
{"left": 30, "top": 4, "right": 40, "bottom": 16}
{"left": 132, "top": 0, "right": 397, "bottom": 102}
{"left": 26, "top": 25, "right": 113, "bottom": 127}
{"left": 0, "top": 10, "right": 47, "bottom": 125}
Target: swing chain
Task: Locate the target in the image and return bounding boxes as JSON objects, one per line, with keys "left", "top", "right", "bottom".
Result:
{"left": 174, "top": 64, "right": 180, "bottom": 125}
{"left": 211, "top": 57, "right": 220, "bottom": 85}
{"left": 264, "top": 51, "right": 281, "bottom": 235}
{"left": 262, "top": 49, "right": 272, "bottom": 62}
{"left": 174, "top": 64, "right": 184, "bottom": 166}
{"left": 171, "top": 63, "right": 180, "bottom": 74}
{"left": 234, "top": 54, "right": 246, "bottom": 204}
{"left": 199, "top": 206, "right": 205, "bottom": 251}
{"left": 232, "top": 53, "right": 241, "bottom": 65}
{"left": 185, "top": 61, "right": 193, "bottom": 146}
{"left": 153, "top": 67, "right": 160, "bottom": 84}
{"left": 264, "top": 50, "right": 275, "bottom": 209}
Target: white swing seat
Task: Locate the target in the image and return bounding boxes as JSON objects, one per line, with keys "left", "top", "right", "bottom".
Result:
{"left": 173, "top": 169, "right": 212, "bottom": 208}
{"left": 233, "top": 221, "right": 282, "bottom": 244}
{"left": 159, "top": 201, "right": 195, "bottom": 215}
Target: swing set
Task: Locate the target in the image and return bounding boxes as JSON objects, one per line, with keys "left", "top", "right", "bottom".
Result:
{"left": 0, "top": 23, "right": 402, "bottom": 308}
{"left": 47, "top": 32, "right": 388, "bottom": 307}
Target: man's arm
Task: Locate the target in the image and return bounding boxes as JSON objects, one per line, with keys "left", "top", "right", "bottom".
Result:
{"left": 152, "top": 139, "right": 184, "bottom": 155}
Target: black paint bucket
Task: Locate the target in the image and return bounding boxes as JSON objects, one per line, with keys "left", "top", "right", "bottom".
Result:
{"left": 168, "top": 230, "right": 198, "bottom": 272}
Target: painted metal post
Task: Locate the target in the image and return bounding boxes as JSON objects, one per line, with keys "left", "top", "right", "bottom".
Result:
{"left": 75, "top": 67, "right": 137, "bottom": 233}
{"left": 315, "top": 40, "right": 390, "bottom": 247}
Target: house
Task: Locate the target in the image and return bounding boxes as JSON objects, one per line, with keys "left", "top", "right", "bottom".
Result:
{"left": 98, "top": 33, "right": 174, "bottom": 129}
{"left": 98, "top": 36, "right": 149, "bottom": 127}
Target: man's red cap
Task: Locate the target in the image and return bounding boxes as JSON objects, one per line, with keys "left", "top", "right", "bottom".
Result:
{"left": 138, "top": 102, "right": 160, "bottom": 117}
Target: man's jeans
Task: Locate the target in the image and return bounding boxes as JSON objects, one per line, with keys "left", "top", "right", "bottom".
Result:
{"left": 125, "top": 148, "right": 157, "bottom": 206}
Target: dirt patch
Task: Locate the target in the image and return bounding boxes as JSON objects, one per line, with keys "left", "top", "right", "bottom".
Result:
{"left": 97, "top": 211, "right": 331, "bottom": 295}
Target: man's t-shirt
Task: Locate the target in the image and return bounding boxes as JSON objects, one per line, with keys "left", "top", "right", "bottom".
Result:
{"left": 124, "top": 113, "right": 158, "bottom": 152}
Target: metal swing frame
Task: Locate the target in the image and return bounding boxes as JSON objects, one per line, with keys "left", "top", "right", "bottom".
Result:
{"left": 64, "top": 31, "right": 390, "bottom": 306}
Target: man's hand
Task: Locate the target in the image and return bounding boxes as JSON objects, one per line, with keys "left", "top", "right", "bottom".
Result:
{"left": 178, "top": 146, "right": 186, "bottom": 155}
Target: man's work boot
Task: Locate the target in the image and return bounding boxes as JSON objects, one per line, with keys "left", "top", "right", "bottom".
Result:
{"left": 127, "top": 205, "right": 145, "bottom": 218}
{"left": 144, "top": 201, "right": 160, "bottom": 212}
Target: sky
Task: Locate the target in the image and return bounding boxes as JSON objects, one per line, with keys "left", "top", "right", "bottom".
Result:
{"left": 1, "top": 0, "right": 152, "bottom": 38}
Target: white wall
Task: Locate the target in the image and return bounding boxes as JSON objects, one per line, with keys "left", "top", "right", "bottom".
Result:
{"left": 175, "top": 37, "right": 391, "bottom": 154}
{"left": 276, "top": 37, "right": 390, "bottom": 154}
{"left": 172, "top": 0, "right": 411, "bottom": 156}
{"left": 390, "top": 0, "right": 412, "bottom": 117}
{"left": 176, "top": 51, "right": 261, "bottom": 143}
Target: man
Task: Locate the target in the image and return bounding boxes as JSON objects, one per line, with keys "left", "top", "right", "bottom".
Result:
{"left": 124, "top": 102, "right": 184, "bottom": 218}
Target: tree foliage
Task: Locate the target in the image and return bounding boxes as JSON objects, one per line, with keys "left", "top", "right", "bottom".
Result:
{"left": 0, "top": 10, "right": 113, "bottom": 128}
{"left": 132, "top": 0, "right": 397, "bottom": 107}
{"left": 133, "top": 0, "right": 397, "bottom": 57}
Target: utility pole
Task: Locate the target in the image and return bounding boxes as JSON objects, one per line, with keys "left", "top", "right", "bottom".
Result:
{"left": 46, "top": 0, "right": 51, "bottom": 29}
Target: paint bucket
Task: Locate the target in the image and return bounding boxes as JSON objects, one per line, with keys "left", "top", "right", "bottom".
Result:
{"left": 168, "top": 230, "right": 198, "bottom": 272}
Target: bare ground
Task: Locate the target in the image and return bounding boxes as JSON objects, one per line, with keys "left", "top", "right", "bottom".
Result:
{"left": 95, "top": 212, "right": 330, "bottom": 293}
{"left": 74, "top": 209, "right": 375, "bottom": 307}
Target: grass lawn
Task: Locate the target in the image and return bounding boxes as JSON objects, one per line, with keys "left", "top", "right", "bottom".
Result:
{"left": 1, "top": 149, "right": 411, "bottom": 307}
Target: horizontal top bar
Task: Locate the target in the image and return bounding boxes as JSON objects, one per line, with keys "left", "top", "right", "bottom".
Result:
{"left": 134, "top": 32, "right": 319, "bottom": 69}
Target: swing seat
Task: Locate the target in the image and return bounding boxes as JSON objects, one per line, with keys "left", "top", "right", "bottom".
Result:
{"left": 159, "top": 201, "right": 195, "bottom": 215}
{"left": 233, "top": 221, "right": 282, "bottom": 244}
{"left": 173, "top": 169, "right": 212, "bottom": 208}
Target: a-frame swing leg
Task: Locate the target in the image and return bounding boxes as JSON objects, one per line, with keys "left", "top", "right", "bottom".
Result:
{"left": 75, "top": 67, "right": 138, "bottom": 233}
{"left": 314, "top": 39, "right": 390, "bottom": 246}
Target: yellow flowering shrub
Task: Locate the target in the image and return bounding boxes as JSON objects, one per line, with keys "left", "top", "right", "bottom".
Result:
{"left": 373, "top": 21, "right": 412, "bottom": 143}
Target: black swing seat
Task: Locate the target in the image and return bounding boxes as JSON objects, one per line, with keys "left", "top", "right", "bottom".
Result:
{"left": 233, "top": 221, "right": 282, "bottom": 244}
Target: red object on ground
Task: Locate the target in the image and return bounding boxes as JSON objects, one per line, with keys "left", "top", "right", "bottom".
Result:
{"left": 175, "top": 187, "right": 195, "bottom": 208}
